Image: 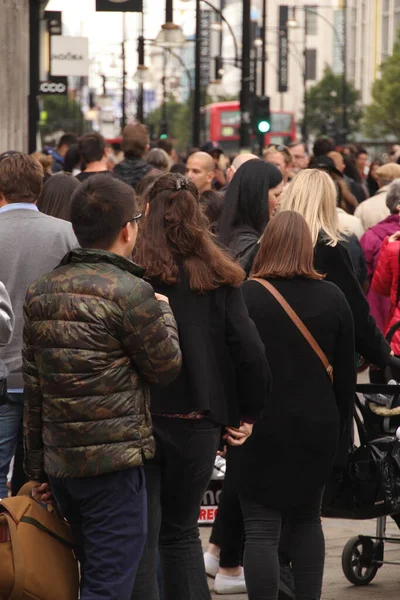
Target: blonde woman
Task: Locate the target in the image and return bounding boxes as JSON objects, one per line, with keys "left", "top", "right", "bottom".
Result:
{"left": 280, "top": 168, "right": 390, "bottom": 370}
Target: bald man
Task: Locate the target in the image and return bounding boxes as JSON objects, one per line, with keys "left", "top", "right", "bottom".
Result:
{"left": 226, "top": 153, "right": 259, "bottom": 184}
{"left": 186, "top": 152, "right": 216, "bottom": 193}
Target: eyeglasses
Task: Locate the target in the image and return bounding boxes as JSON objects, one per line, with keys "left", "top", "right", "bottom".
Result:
{"left": 127, "top": 213, "right": 142, "bottom": 225}
{"left": 266, "top": 143, "right": 290, "bottom": 154}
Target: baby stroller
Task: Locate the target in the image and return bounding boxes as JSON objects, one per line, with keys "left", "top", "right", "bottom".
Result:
{"left": 323, "top": 375, "right": 400, "bottom": 586}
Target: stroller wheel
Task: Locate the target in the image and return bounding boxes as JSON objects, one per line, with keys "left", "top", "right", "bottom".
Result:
{"left": 342, "top": 536, "right": 379, "bottom": 586}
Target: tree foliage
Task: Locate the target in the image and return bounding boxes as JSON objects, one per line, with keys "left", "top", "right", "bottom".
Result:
{"left": 364, "top": 32, "right": 400, "bottom": 138}
{"left": 305, "top": 66, "right": 363, "bottom": 138}
{"left": 146, "top": 95, "right": 191, "bottom": 150}
{"left": 40, "top": 96, "right": 85, "bottom": 139}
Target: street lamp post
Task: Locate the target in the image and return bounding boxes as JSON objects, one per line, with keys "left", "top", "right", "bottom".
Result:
{"left": 181, "top": 0, "right": 240, "bottom": 147}
{"left": 137, "top": 9, "right": 145, "bottom": 124}
{"left": 302, "top": 11, "right": 308, "bottom": 143}
{"left": 342, "top": 0, "right": 348, "bottom": 143}
{"left": 240, "top": 0, "right": 251, "bottom": 151}
{"left": 121, "top": 13, "right": 127, "bottom": 131}
{"left": 288, "top": 4, "right": 348, "bottom": 143}
{"left": 261, "top": 0, "right": 267, "bottom": 95}
{"left": 193, "top": 0, "right": 201, "bottom": 147}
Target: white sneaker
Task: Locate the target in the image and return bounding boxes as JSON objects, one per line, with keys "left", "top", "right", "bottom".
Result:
{"left": 204, "top": 551, "right": 219, "bottom": 578}
{"left": 214, "top": 571, "right": 247, "bottom": 595}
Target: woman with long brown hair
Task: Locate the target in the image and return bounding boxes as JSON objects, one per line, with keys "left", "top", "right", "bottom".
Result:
{"left": 132, "top": 173, "right": 271, "bottom": 600}
{"left": 229, "top": 210, "right": 356, "bottom": 600}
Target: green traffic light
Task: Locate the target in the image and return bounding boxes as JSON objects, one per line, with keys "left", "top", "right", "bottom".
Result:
{"left": 258, "top": 120, "right": 271, "bottom": 134}
{"left": 160, "top": 134, "right": 168, "bottom": 139}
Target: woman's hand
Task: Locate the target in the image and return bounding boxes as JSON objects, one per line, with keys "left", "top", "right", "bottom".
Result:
{"left": 223, "top": 422, "right": 253, "bottom": 446}
{"left": 155, "top": 293, "right": 169, "bottom": 304}
{"left": 388, "top": 231, "right": 400, "bottom": 243}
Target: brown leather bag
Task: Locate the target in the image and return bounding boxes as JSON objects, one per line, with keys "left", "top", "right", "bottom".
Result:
{"left": 0, "top": 482, "right": 79, "bottom": 600}
{"left": 251, "top": 278, "right": 334, "bottom": 383}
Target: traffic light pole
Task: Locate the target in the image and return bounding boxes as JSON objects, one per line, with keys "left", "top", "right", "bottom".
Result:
{"left": 240, "top": 0, "right": 251, "bottom": 151}
{"left": 259, "top": 0, "right": 267, "bottom": 155}
{"left": 193, "top": 0, "right": 201, "bottom": 147}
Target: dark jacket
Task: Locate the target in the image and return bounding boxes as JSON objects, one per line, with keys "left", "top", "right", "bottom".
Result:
{"left": 232, "top": 277, "right": 356, "bottom": 508}
{"left": 340, "top": 234, "right": 368, "bottom": 286}
{"left": 23, "top": 249, "right": 182, "bottom": 480}
{"left": 345, "top": 174, "right": 368, "bottom": 203}
{"left": 150, "top": 275, "right": 271, "bottom": 426}
{"left": 227, "top": 226, "right": 260, "bottom": 276}
{"left": 314, "top": 238, "right": 390, "bottom": 368}
{"left": 114, "top": 157, "right": 153, "bottom": 189}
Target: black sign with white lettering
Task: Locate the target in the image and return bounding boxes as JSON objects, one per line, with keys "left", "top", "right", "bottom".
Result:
{"left": 45, "top": 11, "right": 62, "bottom": 36}
{"left": 39, "top": 76, "right": 68, "bottom": 96}
{"left": 96, "top": 0, "right": 143, "bottom": 11}
{"left": 200, "top": 10, "right": 212, "bottom": 88}
{"left": 278, "top": 5, "right": 289, "bottom": 93}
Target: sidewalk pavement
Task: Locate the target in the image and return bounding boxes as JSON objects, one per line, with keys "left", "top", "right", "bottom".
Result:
{"left": 201, "top": 517, "right": 400, "bottom": 599}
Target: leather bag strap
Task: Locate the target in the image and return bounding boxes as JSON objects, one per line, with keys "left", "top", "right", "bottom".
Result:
{"left": 3, "top": 513, "right": 25, "bottom": 599}
{"left": 251, "top": 278, "right": 334, "bottom": 384}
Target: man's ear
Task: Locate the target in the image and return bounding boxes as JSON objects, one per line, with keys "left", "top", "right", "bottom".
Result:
{"left": 0, "top": 192, "right": 7, "bottom": 207}
{"left": 121, "top": 223, "right": 131, "bottom": 243}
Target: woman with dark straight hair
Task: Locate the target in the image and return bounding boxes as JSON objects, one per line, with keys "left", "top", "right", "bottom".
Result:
{"left": 200, "top": 189, "right": 224, "bottom": 229}
{"left": 218, "top": 160, "right": 283, "bottom": 274}
{"left": 231, "top": 211, "right": 356, "bottom": 600}
{"left": 132, "top": 173, "right": 271, "bottom": 600}
{"left": 37, "top": 172, "right": 80, "bottom": 221}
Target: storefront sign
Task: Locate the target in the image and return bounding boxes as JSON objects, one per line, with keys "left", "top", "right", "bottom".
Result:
{"left": 51, "top": 36, "right": 89, "bottom": 77}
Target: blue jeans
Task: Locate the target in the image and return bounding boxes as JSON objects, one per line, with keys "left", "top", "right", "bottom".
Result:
{"left": 50, "top": 467, "right": 147, "bottom": 600}
{"left": 0, "top": 394, "right": 23, "bottom": 499}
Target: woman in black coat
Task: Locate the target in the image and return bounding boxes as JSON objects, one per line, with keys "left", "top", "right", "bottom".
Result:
{"left": 281, "top": 168, "right": 391, "bottom": 369}
{"left": 131, "top": 174, "right": 271, "bottom": 600}
{"left": 206, "top": 169, "right": 390, "bottom": 596}
{"left": 218, "top": 160, "right": 283, "bottom": 275}
{"left": 233, "top": 211, "right": 356, "bottom": 600}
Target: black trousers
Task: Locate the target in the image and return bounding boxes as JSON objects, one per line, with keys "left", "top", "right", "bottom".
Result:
{"left": 240, "top": 489, "right": 325, "bottom": 600}
{"left": 209, "top": 457, "right": 244, "bottom": 568}
{"left": 132, "top": 416, "right": 221, "bottom": 600}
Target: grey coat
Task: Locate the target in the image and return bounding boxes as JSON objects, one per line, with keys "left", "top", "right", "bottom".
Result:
{"left": 0, "top": 282, "right": 14, "bottom": 379}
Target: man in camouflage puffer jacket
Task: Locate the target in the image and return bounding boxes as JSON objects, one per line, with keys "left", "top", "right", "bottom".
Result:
{"left": 22, "top": 175, "right": 182, "bottom": 600}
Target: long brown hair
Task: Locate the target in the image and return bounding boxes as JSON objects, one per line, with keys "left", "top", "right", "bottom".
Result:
{"left": 135, "top": 173, "right": 244, "bottom": 292}
{"left": 251, "top": 211, "right": 324, "bottom": 280}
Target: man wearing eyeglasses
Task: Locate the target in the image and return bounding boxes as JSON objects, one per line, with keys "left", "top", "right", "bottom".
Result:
{"left": 22, "top": 174, "right": 182, "bottom": 599}
{"left": 263, "top": 144, "right": 293, "bottom": 184}
{"left": 289, "top": 142, "right": 310, "bottom": 174}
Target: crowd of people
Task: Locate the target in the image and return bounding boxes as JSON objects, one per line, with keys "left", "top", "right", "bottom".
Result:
{"left": 0, "top": 126, "right": 400, "bottom": 600}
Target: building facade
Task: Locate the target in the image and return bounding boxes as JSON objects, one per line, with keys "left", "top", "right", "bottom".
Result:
{"left": 176, "top": 0, "right": 342, "bottom": 122}
{"left": 0, "top": 0, "right": 30, "bottom": 152}
{"left": 347, "top": 0, "right": 400, "bottom": 105}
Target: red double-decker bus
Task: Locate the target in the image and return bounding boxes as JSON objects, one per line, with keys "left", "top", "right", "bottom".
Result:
{"left": 200, "top": 101, "right": 297, "bottom": 155}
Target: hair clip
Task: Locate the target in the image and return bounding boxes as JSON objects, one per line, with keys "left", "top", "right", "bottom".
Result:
{"left": 175, "top": 177, "right": 189, "bottom": 191}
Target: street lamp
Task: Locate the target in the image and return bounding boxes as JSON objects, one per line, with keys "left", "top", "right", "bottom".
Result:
{"left": 180, "top": 0, "right": 239, "bottom": 146}
{"left": 180, "top": 0, "right": 239, "bottom": 66}
{"left": 285, "top": 4, "right": 348, "bottom": 143}
{"left": 133, "top": 64, "right": 152, "bottom": 84}
{"left": 156, "top": 0, "right": 186, "bottom": 48}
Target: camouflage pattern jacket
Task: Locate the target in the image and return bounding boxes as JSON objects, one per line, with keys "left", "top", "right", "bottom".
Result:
{"left": 22, "top": 249, "right": 182, "bottom": 480}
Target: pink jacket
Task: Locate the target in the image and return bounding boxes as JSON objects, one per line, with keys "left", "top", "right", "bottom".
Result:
{"left": 372, "top": 237, "right": 400, "bottom": 354}
{"left": 361, "top": 214, "right": 400, "bottom": 332}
